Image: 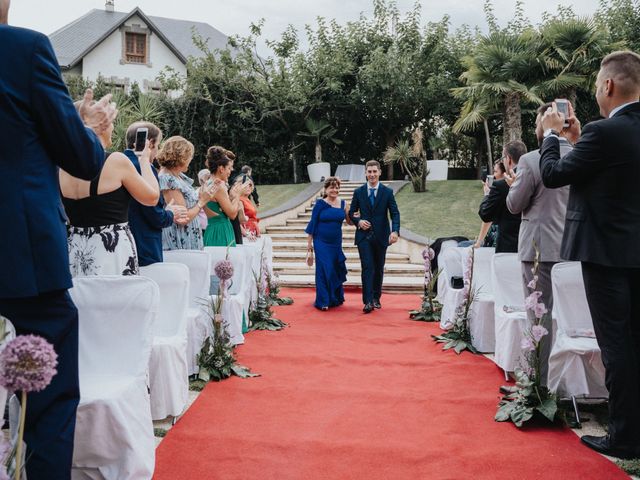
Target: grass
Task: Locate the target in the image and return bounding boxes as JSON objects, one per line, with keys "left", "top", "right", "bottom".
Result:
{"left": 395, "top": 180, "right": 484, "bottom": 240}
{"left": 617, "top": 459, "right": 640, "bottom": 476}
{"left": 257, "top": 183, "right": 310, "bottom": 213}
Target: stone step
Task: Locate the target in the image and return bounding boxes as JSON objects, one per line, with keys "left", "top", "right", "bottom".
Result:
{"left": 273, "top": 251, "right": 411, "bottom": 264}
{"left": 268, "top": 233, "right": 356, "bottom": 240}
{"left": 272, "top": 242, "right": 360, "bottom": 253}
{"left": 266, "top": 225, "right": 356, "bottom": 234}
{"left": 277, "top": 274, "right": 424, "bottom": 294}
{"left": 273, "top": 262, "right": 424, "bottom": 276}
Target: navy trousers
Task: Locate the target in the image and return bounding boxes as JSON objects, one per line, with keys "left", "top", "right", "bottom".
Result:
{"left": 0, "top": 290, "right": 80, "bottom": 480}
{"left": 357, "top": 236, "right": 387, "bottom": 305}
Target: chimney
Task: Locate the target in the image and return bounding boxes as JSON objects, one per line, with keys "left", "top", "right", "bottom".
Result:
{"left": 105, "top": 0, "right": 114, "bottom": 12}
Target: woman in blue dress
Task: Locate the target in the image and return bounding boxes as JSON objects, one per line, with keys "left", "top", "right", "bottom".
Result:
{"left": 305, "top": 177, "right": 351, "bottom": 310}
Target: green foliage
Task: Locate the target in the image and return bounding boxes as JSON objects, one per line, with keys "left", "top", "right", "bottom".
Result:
{"left": 616, "top": 459, "right": 640, "bottom": 476}
{"left": 409, "top": 269, "right": 442, "bottom": 322}
{"left": 495, "top": 369, "right": 558, "bottom": 427}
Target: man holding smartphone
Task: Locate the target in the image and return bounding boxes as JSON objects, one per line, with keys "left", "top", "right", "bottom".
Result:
{"left": 540, "top": 51, "right": 640, "bottom": 459}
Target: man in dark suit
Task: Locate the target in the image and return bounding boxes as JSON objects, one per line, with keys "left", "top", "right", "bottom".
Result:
{"left": 478, "top": 140, "right": 527, "bottom": 253}
{"left": 349, "top": 160, "right": 400, "bottom": 313}
{"left": 540, "top": 50, "right": 640, "bottom": 459}
{"left": 0, "top": 1, "right": 116, "bottom": 476}
{"left": 124, "top": 121, "right": 186, "bottom": 266}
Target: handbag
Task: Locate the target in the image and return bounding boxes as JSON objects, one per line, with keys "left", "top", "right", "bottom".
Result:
{"left": 306, "top": 250, "right": 314, "bottom": 267}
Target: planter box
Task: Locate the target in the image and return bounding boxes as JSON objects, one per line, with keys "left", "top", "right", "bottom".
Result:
{"left": 426, "top": 160, "right": 449, "bottom": 181}
{"left": 307, "top": 162, "right": 331, "bottom": 182}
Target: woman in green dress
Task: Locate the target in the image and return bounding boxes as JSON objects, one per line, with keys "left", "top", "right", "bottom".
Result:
{"left": 203, "top": 146, "right": 245, "bottom": 246}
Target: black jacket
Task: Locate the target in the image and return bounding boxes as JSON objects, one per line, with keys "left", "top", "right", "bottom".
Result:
{"left": 479, "top": 179, "right": 521, "bottom": 253}
{"left": 540, "top": 102, "right": 640, "bottom": 267}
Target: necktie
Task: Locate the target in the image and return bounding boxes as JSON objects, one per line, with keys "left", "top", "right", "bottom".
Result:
{"left": 369, "top": 188, "right": 375, "bottom": 206}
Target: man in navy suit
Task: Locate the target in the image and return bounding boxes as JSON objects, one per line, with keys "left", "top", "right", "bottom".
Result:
{"left": 349, "top": 160, "right": 400, "bottom": 313}
{"left": 0, "top": 1, "right": 116, "bottom": 477}
{"left": 123, "top": 121, "right": 186, "bottom": 266}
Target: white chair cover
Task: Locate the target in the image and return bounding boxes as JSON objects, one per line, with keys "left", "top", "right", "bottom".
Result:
{"left": 236, "top": 242, "right": 263, "bottom": 307}
{"left": 0, "top": 317, "right": 16, "bottom": 426}
{"left": 204, "top": 247, "right": 252, "bottom": 345}
{"left": 548, "top": 262, "right": 607, "bottom": 398}
{"left": 163, "top": 250, "right": 212, "bottom": 376}
{"left": 436, "top": 240, "right": 459, "bottom": 303}
{"left": 467, "top": 247, "right": 495, "bottom": 353}
{"left": 438, "top": 246, "right": 465, "bottom": 329}
{"left": 140, "top": 263, "right": 190, "bottom": 420}
{"left": 70, "top": 276, "right": 158, "bottom": 480}
{"left": 492, "top": 253, "right": 528, "bottom": 372}
{"left": 244, "top": 235, "right": 274, "bottom": 275}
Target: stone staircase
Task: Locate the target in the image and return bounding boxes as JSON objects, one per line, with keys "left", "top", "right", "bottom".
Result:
{"left": 265, "top": 182, "right": 425, "bottom": 293}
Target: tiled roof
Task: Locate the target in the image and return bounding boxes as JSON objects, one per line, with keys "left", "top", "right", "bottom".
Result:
{"left": 49, "top": 8, "right": 231, "bottom": 68}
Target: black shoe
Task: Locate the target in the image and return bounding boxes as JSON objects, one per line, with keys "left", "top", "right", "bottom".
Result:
{"left": 581, "top": 435, "right": 640, "bottom": 459}
{"left": 373, "top": 300, "right": 381, "bottom": 309}
{"left": 363, "top": 303, "right": 374, "bottom": 314}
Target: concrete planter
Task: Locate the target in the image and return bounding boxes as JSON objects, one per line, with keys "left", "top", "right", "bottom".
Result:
{"left": 307, "top": 162, "right": 331, "bottom": 182}
{"left": 426, "top": 160, "right": 449, "bottom": 181}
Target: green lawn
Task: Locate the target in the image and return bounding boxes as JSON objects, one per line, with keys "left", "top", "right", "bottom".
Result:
{"left": 395, "top": 180, "right": 484, "bottom": 241}
{"left": 257, "top": 183, "right": 310, "bottom": 213}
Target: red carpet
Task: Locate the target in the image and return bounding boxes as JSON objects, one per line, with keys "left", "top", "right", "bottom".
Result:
{"left": 154, "top": 288, "right": 627, "bottom": 479}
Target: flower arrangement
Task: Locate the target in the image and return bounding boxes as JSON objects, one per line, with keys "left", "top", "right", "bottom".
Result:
{"left": 266, "top": 272, "right": 293, "bottom": 306}
{"left": 197, "top": 259, "right": 257, "bottom": 381}
{"left": 432, "top": 246, "right": 478, "bottom": 354}
{"left": 495, "top": 246, "right": 557, "bottom": 427}
{"left": 409, "top": 245, "right": 442, "bottom": 322}
{"left": 249, "top": 251, "right": 288, "bottom": 331}
{"left": 0, "top": 334, "right": 58, "bottom": 480}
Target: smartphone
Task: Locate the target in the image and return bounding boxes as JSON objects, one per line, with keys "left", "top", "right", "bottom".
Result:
{"left": 134, "top": 127, "right": 148, "bottom": 152}
{"left": 487, "top": 175, "right": 494, "bottom": 187}
{"left": 555, "top": 99, "right": 570, "bottom": 128}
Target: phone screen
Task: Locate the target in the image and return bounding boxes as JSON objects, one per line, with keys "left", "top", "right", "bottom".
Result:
{"left": 134, "top": 128, "right": 148, "bottom": 152}
{"left": 487, "top": 175, "right": 494, "bottom": 187}
{"left": 555, "top": 99, "right": 569, "bottom": 127}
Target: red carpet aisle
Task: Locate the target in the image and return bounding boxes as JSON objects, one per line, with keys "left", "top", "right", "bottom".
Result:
{"left": 154, "top": 288, "right": 627, "bottom": 480}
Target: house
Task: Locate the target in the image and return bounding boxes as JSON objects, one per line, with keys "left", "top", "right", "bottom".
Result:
{"left": 49, "top": 1, "right": 231, "bottom": 94}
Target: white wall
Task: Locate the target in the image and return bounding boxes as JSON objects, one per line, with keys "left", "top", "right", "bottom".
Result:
{"left": 81, "top": 15, "right": 186, "bottom": 93}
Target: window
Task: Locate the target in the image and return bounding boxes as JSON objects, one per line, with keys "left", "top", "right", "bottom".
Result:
{"left": 125, "top": 32, "right": 146, "bottom": 63}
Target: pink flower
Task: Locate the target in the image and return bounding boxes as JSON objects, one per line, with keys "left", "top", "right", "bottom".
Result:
{"left": 0, "top": 335, "right": 58, "bottom": 392}
{"left": 527, "top": 276, "right": 538, "bottom": 289}
{"left": 214, "top": 259, "right": 234, "bottom": 281}
{"left": 521, "top": 337, "right": 535, "bottom": 352}
{"left": 422, "top": 248, "right": 435, "bottom": 261}
{"left": 533, "top": 303, "right": 548, "bottom": 319}
{"left": 531, "top": 325, "right": 548, "bottom": 342}
{"left": 524, "top": 291, "right": 543, "bottom": 310}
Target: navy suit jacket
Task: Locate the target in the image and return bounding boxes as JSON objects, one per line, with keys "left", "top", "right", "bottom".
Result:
{"left": 124, "top": 149, "right": 173, "bottom": 266}
{"left": 348, "top": 183, "right": 400, "bottom": 247}
{"left": 0, "top": 26, "right": 104, "bottom": 298}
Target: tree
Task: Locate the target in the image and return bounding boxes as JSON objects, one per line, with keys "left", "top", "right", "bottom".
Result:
{"left": 297, "top": 118, "right": 343, "bottom": 163}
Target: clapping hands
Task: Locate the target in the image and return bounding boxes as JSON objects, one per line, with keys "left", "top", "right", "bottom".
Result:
{"left": 79, "top": 89, "right": 117, "bottom": 135}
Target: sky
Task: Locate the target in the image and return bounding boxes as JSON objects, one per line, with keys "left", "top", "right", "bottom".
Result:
{"left": 10, "top": 0, "right": 603, "bottom": 55}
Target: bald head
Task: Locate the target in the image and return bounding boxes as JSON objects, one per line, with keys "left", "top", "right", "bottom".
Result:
{"left": 0, "top": 0, "right": 10, "bottom": 24}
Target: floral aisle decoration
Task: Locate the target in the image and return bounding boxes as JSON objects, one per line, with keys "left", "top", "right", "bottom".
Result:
{"left": 266, "top": 272, "right": 293, "bottom": 306}
{"left": 432, "top": 247, "right": 478, "bottom": 354}
{"left": 0, "top": 334, "right": 58, "bottom": 480}
{"left": 249, "top": 252, "right": 288, "bottom": 331}
{"left": 409, "top": 245, "right": 442, "bottom": 322}
{"left": 495, "top": 246, "right": 557, "bottom": 427}
{"left": 197, "top": 259, "right": 257, "bottom": 381}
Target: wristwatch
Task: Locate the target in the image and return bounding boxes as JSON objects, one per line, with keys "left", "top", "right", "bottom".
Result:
{"left": 543, "top": 129, "right": 560, "bottom": 138}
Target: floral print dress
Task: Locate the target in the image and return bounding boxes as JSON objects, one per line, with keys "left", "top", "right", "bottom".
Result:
{"left": 159, "top": 173, "right": 204, "bottom": 250}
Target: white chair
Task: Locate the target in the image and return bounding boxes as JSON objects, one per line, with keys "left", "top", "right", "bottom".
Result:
{"left": 140, "top": 263, "right": 190, "bottom": 421}
{"left": 163, "top": 250, "right": 212, "bottom": 376}
{"left": 492, "top": 253, "right": 528, "bottom": 374}
{"left": 236, "top": 242, "right": 262, "bottom": 307}
{"left": 467, "top": 247, "right": 495, "bottom": 353}
{"left": 204, "top": 247, "right": 251, "bottom": 345}
{"left": 436, "top": 240, "right": 459, "bottom": 303}
{"left": 70, "top": 276, "right": 158, "bottom": 480}
{"left": 0, "top": 316, "right": 16, "bottom": 425}
{"left": 548, "top": 262, "right": 607, "bottom": 408}
{"left": 438, "top": 246, "right": 466, "bottom": 330}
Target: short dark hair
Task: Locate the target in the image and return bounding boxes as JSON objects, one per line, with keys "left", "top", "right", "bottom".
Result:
{"left": 240, "top": 165, "right": 252, "bottom": 174}
{"left": 125, "top": 122, "right": 162, "bottom": 149}
{"left": 537, "top": 102, "right": 553, "bottom": 117}
{"left": 601, "top": 50, "right": 640, "bottom": 96}
{"left": 365, "top": 160, "right": 381, "bottom": 170}
{"left": 494, "top": 161, "right": 506, "bottom": 175}
{"left": 504, "top": 140, "right": 527, "bottom": 164}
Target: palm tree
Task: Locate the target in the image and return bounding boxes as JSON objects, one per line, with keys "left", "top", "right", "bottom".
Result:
{"left": 452, "top": 30, "right": 543, "bottom": 146}
{"left": 297, "top": 118, "right": 343, "bottom": 163}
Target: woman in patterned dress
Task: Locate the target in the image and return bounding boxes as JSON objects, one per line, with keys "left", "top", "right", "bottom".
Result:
{"left": 157, "top": 136, "right": 220, "bottom": 251}
{"left": 60, "top": 111, "right": 160, "bottom": 277}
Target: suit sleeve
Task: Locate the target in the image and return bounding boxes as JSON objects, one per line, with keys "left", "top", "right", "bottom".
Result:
{"left": 30, "top": 34, "right": 104, "bottom": 180}
{"left": 540, "top": 124, "right": 604, "bottom": 188}
{"left": 506, "top": 160, "right": 534, "bottom": 215}
{"left": 479, "top": 183, "right": 504, "bottom": 222}
{"left": 138, "top": 166, "right": 174, "bottom": 228}
{"left": 348, "top": 189, "right": 361, "bottom": 227}
{"left": 388, "top": 190, "right": 400, "bottom": 233}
